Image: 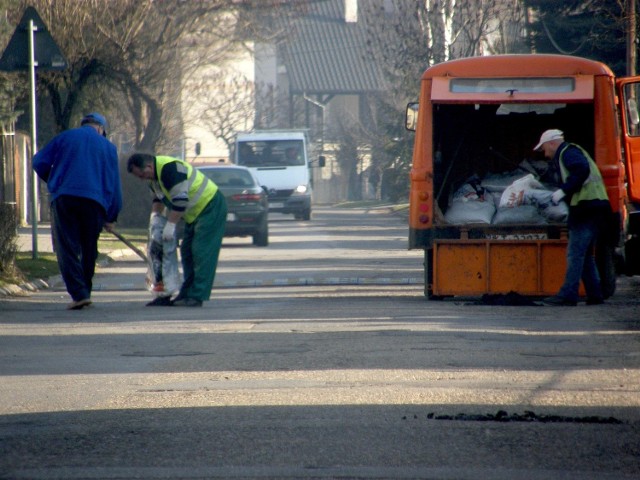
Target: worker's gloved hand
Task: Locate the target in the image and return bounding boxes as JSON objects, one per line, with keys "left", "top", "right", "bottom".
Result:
{"left": 551, "top": 189, "right": 566, "bottom": 205}
{"left": 162, "top": 221, "right": 176, "bottom": 242}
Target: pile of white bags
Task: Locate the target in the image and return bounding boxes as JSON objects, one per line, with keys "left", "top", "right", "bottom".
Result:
{"left": 444, "top": 175, "right": 495, "bottom": 224}
{"left": 444, "top": 169, "right": 568, "bottom": 225}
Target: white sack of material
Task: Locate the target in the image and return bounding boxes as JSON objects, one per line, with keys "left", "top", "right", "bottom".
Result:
{"left": 445, "top": 199, "right": 496, "bottom": 224}
{"left": 450, "top": 177, "right": 484, "bottom": 202}
{"left": 444, "top": 177, "right": 495, "bottom": 224}
{"left": 541, "top": 203, "right": 569, "bottom": 222}
{"left": 499, "top": 174, "right": 544, "bottom": 208}
{"left": 147, "top": 216, "right": 181, "bottom": 297}
{"left": 492, "top": 205, "right": 547, "bottom": 225}
{"left": 523, "top": 189, "right": 569, "bottom": 222}
{"left": 481, "top": 169, "right": 530, "bottom": 193}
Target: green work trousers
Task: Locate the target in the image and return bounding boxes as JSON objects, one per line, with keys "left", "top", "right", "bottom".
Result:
{"left": 179, "top": 192, "right": 227, "bottom": 301}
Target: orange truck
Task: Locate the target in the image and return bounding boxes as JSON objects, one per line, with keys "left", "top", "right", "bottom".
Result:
{"left": 405, "top": 54, "right": 640, "bottom": 299}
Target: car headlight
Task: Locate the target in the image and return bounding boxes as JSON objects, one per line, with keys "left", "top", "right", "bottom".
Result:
{"left": 294, "top": 185, "right": 308, "bottom": 194}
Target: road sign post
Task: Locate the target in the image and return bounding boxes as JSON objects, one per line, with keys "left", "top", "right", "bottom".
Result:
{"left": 28, "top": 19, "right": 38, "bottom": 257}
{"left": 0, "top": 7, "right": 67, "bottom": 259}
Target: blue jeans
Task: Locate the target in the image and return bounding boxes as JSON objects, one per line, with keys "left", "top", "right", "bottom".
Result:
{"left": 557, "top": 217, "right": 603, "bottom": 302}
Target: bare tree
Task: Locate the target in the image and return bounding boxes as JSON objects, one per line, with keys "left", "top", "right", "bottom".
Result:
{"left": 179, "top": 1, "right": 319, "bottom": 158}
{"left": 450, "top": 0, "right": 528, "bottom": 56}
{"left": 185, "top": 72, "right": 256, "bottom": 153}
{"left": 3, "top": 0, "right": 261, "bottom": 152}
{"left": 4, "top": 1, "right": 107, "bottom": 133}
{"left": 349, "top": 0, "right": 528, "bottom": 200}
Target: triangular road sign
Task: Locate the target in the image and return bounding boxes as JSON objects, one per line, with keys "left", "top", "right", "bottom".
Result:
{"left": 0, "top": 6, "right": 67, "bottom": 71}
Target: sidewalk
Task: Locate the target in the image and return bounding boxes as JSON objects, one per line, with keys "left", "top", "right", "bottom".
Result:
{"left": 2, "top": 224, "right": 106, "bottom": 297}
{"left": 0, "top": 206, "right": 424, "bottom": 297}
{"left": 16, "top": 224, "right": 55, "bottom": 253}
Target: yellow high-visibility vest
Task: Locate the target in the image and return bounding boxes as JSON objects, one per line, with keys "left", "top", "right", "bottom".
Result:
{"left": 155, "top": 156, "right": 217, "bottom": 223}
{"left": 558, "top": 144, "right": 608, "bottom": 206}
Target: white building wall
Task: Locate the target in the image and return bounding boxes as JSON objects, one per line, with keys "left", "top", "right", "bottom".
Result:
{"left": 182, "top": 44, "right": 257, "bottom": 164}
{"left": 255, "top": 42, "right": 277, "bottom": 86}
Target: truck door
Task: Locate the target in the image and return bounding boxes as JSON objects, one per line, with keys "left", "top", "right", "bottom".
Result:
{"left": 616, "top": 77, "right": 640, "bottom": 203}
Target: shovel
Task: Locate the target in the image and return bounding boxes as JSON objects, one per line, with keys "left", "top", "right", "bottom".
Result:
{"left": 109, "top": 229, "right": 148, "bottom": 263}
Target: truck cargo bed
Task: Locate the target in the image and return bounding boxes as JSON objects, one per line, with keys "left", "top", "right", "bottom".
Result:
{"left": 432, "top": 238, "right": 575, "bottom": 297}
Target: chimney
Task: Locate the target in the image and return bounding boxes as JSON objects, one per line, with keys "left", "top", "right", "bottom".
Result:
{"left": 345, "top": 0, "right": 357, "bottom": 23}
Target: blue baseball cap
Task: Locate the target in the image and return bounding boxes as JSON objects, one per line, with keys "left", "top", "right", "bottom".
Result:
{"left": 81, "top": 112, "right": 108, "bottom": 135}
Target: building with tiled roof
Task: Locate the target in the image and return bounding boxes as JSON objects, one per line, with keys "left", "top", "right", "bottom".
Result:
{"left": 258, "top": 0, "right": 386, "bottom": 142}
{"left": 254, "top": 0, "right": 386, "bottom": 201}
{"left": 184, "top": 0, "right": 386, "bottom": 201}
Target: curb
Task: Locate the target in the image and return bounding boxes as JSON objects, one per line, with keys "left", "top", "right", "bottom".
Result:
{"left": 89, "top": 277, "right": 424, "bottom": 292}
{"left": 0, "top": 277, "right": 53, "bottom": 298}
{"left": 1, "top": 270, "right": 423, "bottom": 297}
{"left": 0, "top": 256, "right": 113, "bottom": 299}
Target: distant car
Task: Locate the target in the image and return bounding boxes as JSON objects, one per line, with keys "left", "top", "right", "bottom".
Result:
{"left": 197, "top": 164, "right": 269, "bottom": 246}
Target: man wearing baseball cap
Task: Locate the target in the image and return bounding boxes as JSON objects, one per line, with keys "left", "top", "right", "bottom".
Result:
{"left": 534, "top": 129, "right": 612, "bottom": 306}
{"left": 81, "top": 112, "right": 109, "bottom": 137}
{"left": 33, "top": 112, "right": 122, "bottom": 310}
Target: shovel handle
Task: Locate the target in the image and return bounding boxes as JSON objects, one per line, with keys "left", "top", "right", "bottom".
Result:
{"left": 110, "top": 229, "right": 148, "bottom": 263}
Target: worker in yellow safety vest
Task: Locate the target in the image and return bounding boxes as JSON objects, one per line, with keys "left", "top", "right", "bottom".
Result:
{"left": 127, "top": 153, "right": 227, "bottom": 307}
{"left": 533, "top": 129, "right": 612, "bottom": 307}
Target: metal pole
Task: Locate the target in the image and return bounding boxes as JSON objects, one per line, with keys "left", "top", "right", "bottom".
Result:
{"left": 28, "top": 19, "right": 38, "bottom": 259}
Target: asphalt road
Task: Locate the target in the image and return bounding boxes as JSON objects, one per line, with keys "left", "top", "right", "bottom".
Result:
{"left": 2, "top": 206, "right": 639, "bottom": 479}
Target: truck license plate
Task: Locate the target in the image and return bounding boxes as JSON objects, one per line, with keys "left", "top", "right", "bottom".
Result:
{"left": 485, "top": 233, "right": 548, "bottom": 240}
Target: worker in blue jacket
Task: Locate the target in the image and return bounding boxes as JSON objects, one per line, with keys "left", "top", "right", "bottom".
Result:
{"left": 33, "top": 113, "right": 123, "bottom": 310}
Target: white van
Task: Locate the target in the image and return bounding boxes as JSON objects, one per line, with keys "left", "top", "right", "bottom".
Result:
{"left": 233, "top": 130, "right": 323, "bottom": 221}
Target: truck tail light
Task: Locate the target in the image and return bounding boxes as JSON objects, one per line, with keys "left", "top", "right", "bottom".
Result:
{"left": 413, "top": 189, "right": 432, "bottom": 225}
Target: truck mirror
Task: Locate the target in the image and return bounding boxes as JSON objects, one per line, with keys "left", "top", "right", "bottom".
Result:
{"left": 405, "top": 102, "right": 419, "bottom": 131}
{"left": 627, "top": 99, "right": 640, "bottom": 126}
{"left": 318, "top": 155, "right": 326, "bottom": 168}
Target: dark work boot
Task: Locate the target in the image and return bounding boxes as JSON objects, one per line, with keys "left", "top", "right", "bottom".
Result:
{"left": 542, "top": 295, "right": 577, "bottom": 307}
{"left": 146, "top": 296, "right": 173, "bottom": 307}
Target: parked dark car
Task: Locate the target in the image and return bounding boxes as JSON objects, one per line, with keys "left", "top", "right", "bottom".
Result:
{"left": 197, "top": 164, "right": 269, "bottom": 246}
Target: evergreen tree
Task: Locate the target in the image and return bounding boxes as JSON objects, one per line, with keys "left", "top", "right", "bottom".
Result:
{"left": 527, "top": 0, "right": 627, "bottom": 75}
